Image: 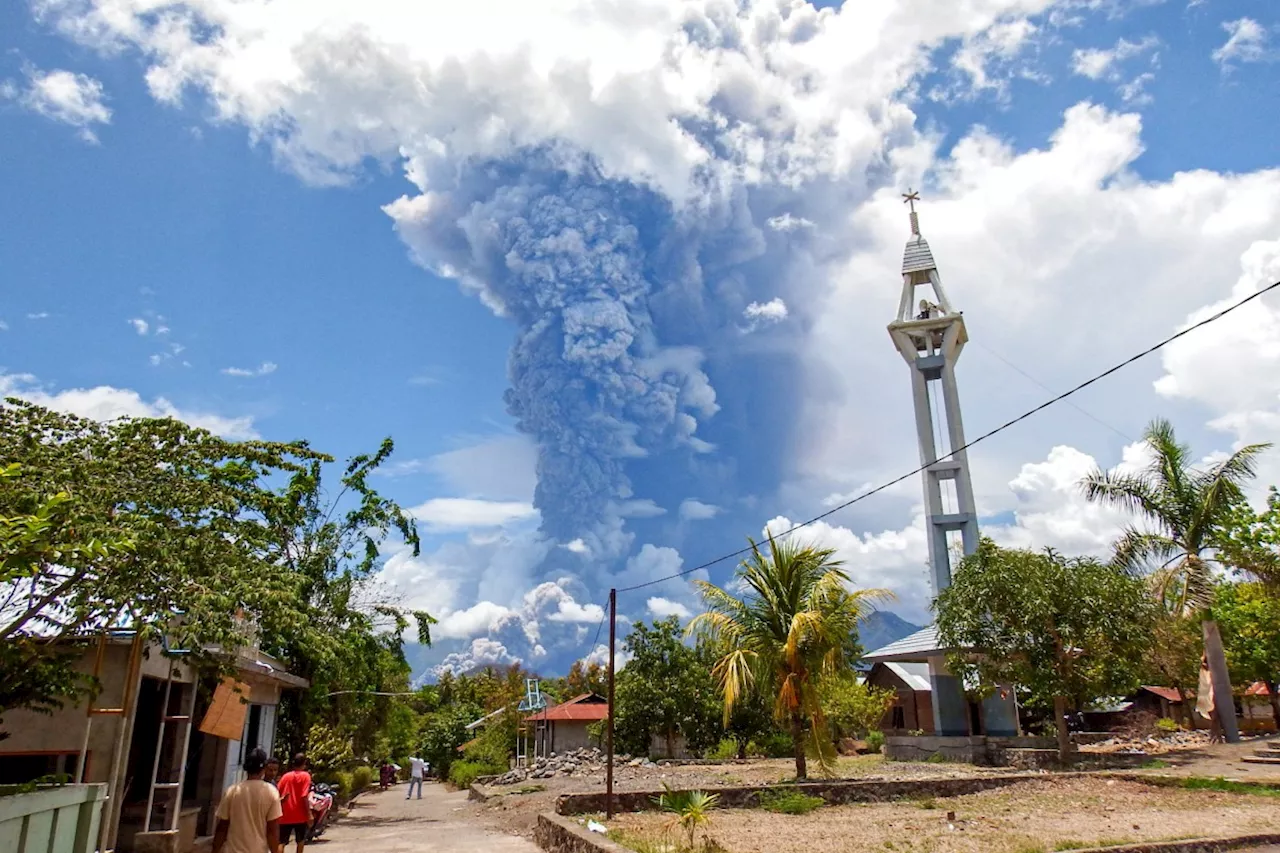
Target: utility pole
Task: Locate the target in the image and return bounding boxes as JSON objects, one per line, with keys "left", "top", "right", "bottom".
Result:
{"left": 606, "top": 588, "right": 616, "bottom": 819}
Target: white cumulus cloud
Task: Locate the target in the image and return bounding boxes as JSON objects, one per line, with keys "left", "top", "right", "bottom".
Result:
{"left": 646, "top": 597, "right": 692, "bottom": 620}
{"left": 0, "top": 372, "right": 258, "bottom": 439}
{"left": 678, "top": 499, "right": 721, "bottom": 522}
{"left": 6, "top": 67, "right": 111, "bottom": 142}
{"left": 409, "top": 497, "right": 538, "bottom": 532}
{"left": 221, "top": 361, "right": 278, "bottom": 377}
{"left": 1213, "top": 18, "right": 1271, "bottom": 67}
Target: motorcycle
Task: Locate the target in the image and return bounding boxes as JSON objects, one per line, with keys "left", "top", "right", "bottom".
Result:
{"left": 307, "top": 782, "right": 336, "bottom": 841}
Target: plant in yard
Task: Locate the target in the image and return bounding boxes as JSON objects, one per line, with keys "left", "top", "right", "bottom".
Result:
{"left": 758, "top": 788, "right": 825, "bottom": 815}
{"left": 865, "top": 730, "right": 885, "bottom": 754}
{"left": 1081, "top": 417, "right": 1270, "bottom": 743}
{"left": 1154, "top": 717, "right": 1179, "bottom": 735}
{"left": 936, "top": 539, "right": 1156, "bottom": 761}
{"left": 689, "top": 533, "right": 892, "bottom": 779}
{"left": 656, "top": 785, "right": 720, "bottom": 850}
{"left": 1214, "top": 582, "right": 1280, "bottom": 724}
{"left": 819, "top": 673, "right": 895, "bottom": 740}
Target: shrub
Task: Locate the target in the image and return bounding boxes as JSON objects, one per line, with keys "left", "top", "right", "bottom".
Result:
{"left": 332, "top": 771, "right": 354, "bottom": 799}
{"left": 707, "top": 738, "right": 739, "bottom": 760}
{"left": 746, "top": 731, "right": 793, "bottom": 758}
{"left": 351, "top": 765, "right": 374, "bottom": 792}
{"left": 865, "top": 730, "right": 885, "bottom": 754}
{"left": 1155, "top": 717, "right": 1179, "bottom": 735}
{"left": 448, "top": 760, "right": 505, "bottom": 789}
{"left": 758, "top": 789, "right": 824, "bottom": 815}
{"left": 655, "top": 786, "right": 720, "bottom": 849}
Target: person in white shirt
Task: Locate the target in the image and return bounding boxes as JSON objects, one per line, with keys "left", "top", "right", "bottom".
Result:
{"left": 213, "top": 748, "right": 282, "bottom": 853}
{"left": 406, "top": 756, "right": 427, "bottom": 799}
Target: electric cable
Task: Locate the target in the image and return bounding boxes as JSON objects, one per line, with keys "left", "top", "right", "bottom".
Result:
{"left": 616, "top": 279, "right": 1280, "bottom": 594}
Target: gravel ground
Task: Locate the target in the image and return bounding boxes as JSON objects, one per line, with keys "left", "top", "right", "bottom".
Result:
{"left": 603, "top": 776, "right": 1280, "bottom": 853}
{"left": 471, "top": 755, "right": 1015, "bottom": 838}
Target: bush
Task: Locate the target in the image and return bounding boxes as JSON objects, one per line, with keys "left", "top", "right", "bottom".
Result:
{"left": 707, "top": 738, "right": 739, "bottom": 760}
{"left": 746, "top": 731, "right": 793, "bottom": 758}
{"left": 332, "top": 771, "right": 354, "bottom": 799}
{"left": 865, "top": 730, "right": 885, "bottom": 754}
{"left": 1155, "top": 717, "right": 1179, "bottom": 735}
{"left": 448, "top": 760, "right": 505, "bottom": 789}
{"left": 351, "top": 765, "right": 374, "bottom": 792}
{"left": 758, "top": 789, "right": 825, "bottom": 815}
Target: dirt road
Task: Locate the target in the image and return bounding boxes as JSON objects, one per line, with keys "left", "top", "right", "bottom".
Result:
{"left": 315, "top": 782, "right": 539, "bottom": 853}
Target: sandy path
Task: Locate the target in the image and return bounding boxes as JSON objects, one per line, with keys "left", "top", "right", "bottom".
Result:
{"left": 314, "top": 781, "right": 539, "bottom": 853}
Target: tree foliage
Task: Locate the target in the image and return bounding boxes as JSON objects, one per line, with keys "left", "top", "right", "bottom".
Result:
{"left": 819, "top": 674, "right": 895, "bottom": 739}
{"left": 936, "top": 538, "right": 1155, "bottom": 759}
{"left": 1082, "top": 417, "right": 1269, "bottom": 742}
{"left": 1218, "top": 487, "right": 1280, "bottom": 588}
{"left": 0, "top": 402, "right": 323, "bottom": 724}
{"left": 614, "top": 617, "right": 721, "bottom": 758}
{"left": 1215, "top": 582, "right": 1280, "bottom": 721}
{"left": 689, "top": 534, "right": 890, "bottom": 778}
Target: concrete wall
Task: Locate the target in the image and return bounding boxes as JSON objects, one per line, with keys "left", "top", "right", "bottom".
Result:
{"left": 0, "top": 644, "right": 194, "bottom": 784}
{"left": 550, "top": 722, "right": 596, "bottom": 752}
{"left": 0, "top": 785, "right": 105, "bottom": 853}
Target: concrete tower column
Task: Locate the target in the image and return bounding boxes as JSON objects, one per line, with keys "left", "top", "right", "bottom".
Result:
{"left": 888, "top": 192, "right": 1018, "bottom": 738}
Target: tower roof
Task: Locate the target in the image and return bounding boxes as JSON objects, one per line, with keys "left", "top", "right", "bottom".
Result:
{"left": 900, "top": 190, "right": 937, "bottom": 275}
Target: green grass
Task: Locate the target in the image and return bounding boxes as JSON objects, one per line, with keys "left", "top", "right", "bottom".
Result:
{"left": 607, "top": 828, "right": 671, "bottom": 853}
{"left": 1176, "top": 776, "right": 1280, "bottom": 797}
{"left": 1139, "top": 759, "right": 1170, "bottom": 769}
{"left": 757, "top": 789, "right": 826, "bottom": 815}
{"left": 511, "top": 784, "right": 546, "bottom": 795}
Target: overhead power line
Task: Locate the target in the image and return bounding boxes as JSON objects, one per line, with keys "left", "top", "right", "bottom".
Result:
{"left": 617, "top": 279, "right": 1280, "bottom": 594}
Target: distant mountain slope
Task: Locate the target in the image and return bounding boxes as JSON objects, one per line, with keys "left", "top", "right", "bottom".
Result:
{"left": 858, "top": 610, "right": 923, "bottom": 654}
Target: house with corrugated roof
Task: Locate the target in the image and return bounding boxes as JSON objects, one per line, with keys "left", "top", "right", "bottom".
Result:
{"left": 523, "top": 693, "right": 608, "bottom": 752}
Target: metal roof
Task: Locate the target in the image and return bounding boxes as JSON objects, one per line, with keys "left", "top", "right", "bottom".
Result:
{"left": 883, "top": 662, "right": 932, "bottom": 692}
{"left": 525, "top": 693, "right": 610, "bottom": 723}
{"left": 902, "top": 235, "right": 937, "bottom": 274}
{"left": 862, "top": 626, "right": 949, "bottom": 662}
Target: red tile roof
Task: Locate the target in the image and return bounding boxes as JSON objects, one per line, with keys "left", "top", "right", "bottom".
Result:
{"left": 1246, "top": 681, "right": 1271, "bottom": 697}
{"left": 525, "top": 692, "right": 610, "bottom": 722}
{"left": 1139, "top": 686, "right": 1186, "bottom": 703}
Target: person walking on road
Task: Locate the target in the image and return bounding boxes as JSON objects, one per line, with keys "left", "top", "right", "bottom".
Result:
{"left": 277, "top": 753, "right": 313, "bottom": 853}
{"left": 212, "top": 747, "right": 282, "bottom": 853}
{"left": 406, "top": 755, "right": 427, "bottom": 799}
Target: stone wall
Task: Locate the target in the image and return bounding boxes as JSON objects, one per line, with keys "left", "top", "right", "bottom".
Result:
{"left": 885, "top": 735, "right": 1060, "bottom": 765}
{"left": 535, "top": 814, "right": 629, "bottom": 853}
{"left": 554, "top": 773, "right": 1056, "bottom": 815}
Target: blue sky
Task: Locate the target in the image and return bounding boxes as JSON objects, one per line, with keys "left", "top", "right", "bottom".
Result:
{"left": 2, "top": 0, "right": 1278, "bottom": 678}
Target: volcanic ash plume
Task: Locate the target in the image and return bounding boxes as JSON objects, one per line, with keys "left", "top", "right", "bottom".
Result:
{"left": 388, "top": 164, "right": 720, "bottom": 541}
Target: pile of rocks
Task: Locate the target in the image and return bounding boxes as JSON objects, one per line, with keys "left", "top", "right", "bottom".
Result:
{"left": 1084, "top": 729, "right": 1211, "bottom": 754}
{"left": 489, "top": 748, "right": 635, "bottom": 785}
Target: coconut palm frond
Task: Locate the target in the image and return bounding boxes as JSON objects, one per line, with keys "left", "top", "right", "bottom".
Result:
{"left": 1081, "top": 470, "right": 1166, "bottom": 523}
{"left": 1112, "top": 527, "right": 1178, "bottom": 573}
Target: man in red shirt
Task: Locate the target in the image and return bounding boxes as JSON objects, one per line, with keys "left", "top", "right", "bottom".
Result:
{"left": 276, "top": 752, "right": 312, "bottom": 853}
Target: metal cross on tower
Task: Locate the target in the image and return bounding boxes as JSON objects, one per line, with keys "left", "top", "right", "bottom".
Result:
{"left": 885, "top": 192, "right": 1018, "bottom": 737}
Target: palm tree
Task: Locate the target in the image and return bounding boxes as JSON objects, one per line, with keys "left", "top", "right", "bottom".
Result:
{"left": 688, "top": 533, "right": 891, "bottom": 779}
{"left": 1081, "top": 418, "right": 1270, "bottom": 743}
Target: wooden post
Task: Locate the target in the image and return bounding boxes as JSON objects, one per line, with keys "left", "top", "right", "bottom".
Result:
{"left": 606, "top": 588, "right": 616, "bottom": 820}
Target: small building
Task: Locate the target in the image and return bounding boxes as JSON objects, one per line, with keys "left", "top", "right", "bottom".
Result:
{"left": 0, "top": 632, "right": 306, "bottom": 853}
{"left": 866, "top": 661, "right": 934, "bottom": 734}
{"left": 523, "top": 693, "right": 608, "bottom": 753}
{"left": 1129, "top": 685, "right": 1189, "bottom": 721}
{"left": 1243, "top": 683, "right": 1279, "bottom": 733}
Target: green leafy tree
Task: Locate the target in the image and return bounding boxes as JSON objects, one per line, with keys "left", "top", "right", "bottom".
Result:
{"left": 0, "top": 402, "right": 324, "bottom": 727}
{"left": 565, "top": 659, "right": 609, "bottom": 697}
{"left": 689, "top": 534, "right": 891, "bottom": 778}
{"left": 614, "top": 617, "right": 722, "bottom": 758}
{"left": 420, "top": 703, "right": 480, "bottom": 778}
{"left": 1218, "top": 487, "right": 1280, "bottom": 588}
{"left": 819, "top": 674, "right": 895, "bottom": 739}
{"left": 255, "top": 437, "right": 435, "bottom": 759}
{"left": 1215, "top": 582, "right": 1280, "bottom": 724}
{"left": 1141, "top": 612, "right": 1203, "bottom": 729}
{"left": 936, "top": 539, "right": 1156, "bottom": 760}
{"left": 1082, "top": 418, "right": 1270, "bottom": 742}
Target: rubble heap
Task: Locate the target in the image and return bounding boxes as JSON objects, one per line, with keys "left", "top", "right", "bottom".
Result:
{"left": 488, "top": 748, "right": 659, "bottom": 786}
